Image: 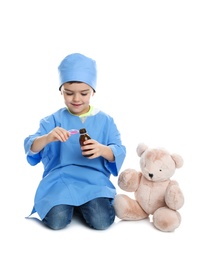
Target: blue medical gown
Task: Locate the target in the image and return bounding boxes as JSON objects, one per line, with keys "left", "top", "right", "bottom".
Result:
{"left": 24, "top": 108, "right": 126, "bottom": 220}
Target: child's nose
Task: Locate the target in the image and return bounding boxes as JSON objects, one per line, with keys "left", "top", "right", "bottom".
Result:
{"left": 73, "top": 93, "right": 80, "bottom": 101}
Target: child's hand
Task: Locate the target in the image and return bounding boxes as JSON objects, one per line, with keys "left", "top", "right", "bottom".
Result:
{"left": 81, "top": 139, "right": 99, "bottom": 158}
{"left": 47, "top": 127, "right": 71, "bottom": 142}
{"left": 82, "top": 140, "right": 114, "bottom": 161}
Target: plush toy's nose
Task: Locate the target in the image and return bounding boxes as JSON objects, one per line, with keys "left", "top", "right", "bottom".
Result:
{"left": 149, "top": 173, "right": 153, "bottom": 179}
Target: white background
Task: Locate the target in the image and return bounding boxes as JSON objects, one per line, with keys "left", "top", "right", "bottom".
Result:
{"left": 0, "top": 0, "right": 212, "bottom": 259}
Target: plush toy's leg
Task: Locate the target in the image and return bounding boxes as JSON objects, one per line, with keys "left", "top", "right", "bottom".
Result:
{"left": 114, "top": 194, "right": 148, "bottom": 220}
{"left": 153, "top": 207, "right": 181, "bottom": 232}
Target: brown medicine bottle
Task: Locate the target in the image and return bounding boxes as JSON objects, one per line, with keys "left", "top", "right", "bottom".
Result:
{"left": 79, "top": 128, "right": 93, "bottom": 157}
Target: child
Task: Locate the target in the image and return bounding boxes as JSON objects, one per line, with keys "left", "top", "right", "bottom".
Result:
{"left": 24, "top": 53, "right": 126, "bottom": 230}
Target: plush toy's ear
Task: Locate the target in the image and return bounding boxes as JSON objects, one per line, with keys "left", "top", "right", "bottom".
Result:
{"left": 171, "top": 153, "right": 184, "bottom": 168}
{"left": 136, "top": 143, "right": 148, "bottom": 157}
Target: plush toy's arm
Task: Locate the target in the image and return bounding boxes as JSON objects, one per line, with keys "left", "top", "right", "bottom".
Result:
{"left": 165, "top": 180, "right": 184, "bottom": 210}
{"left": 118, "top": 168, "right": 142, "bottom": 192}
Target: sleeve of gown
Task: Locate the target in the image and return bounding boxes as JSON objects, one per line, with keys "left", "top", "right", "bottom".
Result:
{"left": 104, "top": 118, "right": 126, "bottom": 176}
{"left": 23, "top": 115, "right": 55, "bottom": 166}
{"left": 24, "top": 135, "right": 42, "bottom": 166}
{"left": 106, "top": 144, "right": 126, "bottom": 176}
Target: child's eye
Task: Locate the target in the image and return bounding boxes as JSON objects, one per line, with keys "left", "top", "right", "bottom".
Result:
{"left": 63, "top": 90, "right": 73, "bottom": 96}
{"left": 81, "top": 93, "right": 88, "bottom": 96}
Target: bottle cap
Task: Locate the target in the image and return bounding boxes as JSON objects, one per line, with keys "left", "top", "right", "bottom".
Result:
{"left": 79, "top": 128, "right": 87, "bottom": 134}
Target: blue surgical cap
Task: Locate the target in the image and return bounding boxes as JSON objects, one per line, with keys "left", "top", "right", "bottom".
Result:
{"left": 58, "top": 53, "right": 97, "bottom": 92}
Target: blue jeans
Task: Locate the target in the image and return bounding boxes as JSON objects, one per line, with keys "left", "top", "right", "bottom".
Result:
{"left": 42, "top": 197, "right": 115, "bottom": 230}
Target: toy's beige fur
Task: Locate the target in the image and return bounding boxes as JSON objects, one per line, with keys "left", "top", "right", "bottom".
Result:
{"left": 114, "top": 143, "right": 184, "bottom": 232}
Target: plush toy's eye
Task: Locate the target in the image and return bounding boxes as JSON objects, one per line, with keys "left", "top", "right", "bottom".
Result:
{"left": 159, "top": 169, "right": 162, "bottom": 172}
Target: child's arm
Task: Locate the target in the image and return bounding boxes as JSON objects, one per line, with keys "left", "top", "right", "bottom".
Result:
{"left": 31, "top": 127, "right": 70, "bottom": 153}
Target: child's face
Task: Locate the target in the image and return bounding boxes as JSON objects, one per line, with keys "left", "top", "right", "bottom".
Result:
{"left": 61, "top": 82, "right": 94, "bottom": 115}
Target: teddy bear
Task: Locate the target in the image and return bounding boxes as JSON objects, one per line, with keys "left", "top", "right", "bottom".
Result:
{"left": 114, "top": 143, "right": 184, "bottom": 232}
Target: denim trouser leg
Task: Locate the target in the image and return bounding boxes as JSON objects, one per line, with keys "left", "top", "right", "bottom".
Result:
{"left": 42, "top": 197, "right": 115, "bottom": 230}
{"left": 42, "top": 204, "right": 74, "bottom": 230}
{"left": 78, "top": 197, "right": 115, "bottom": 230}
